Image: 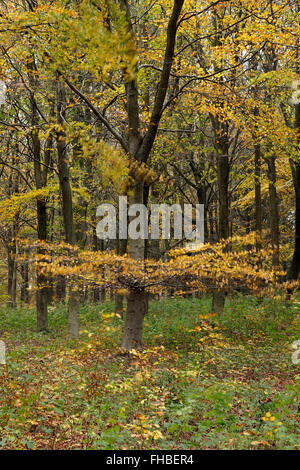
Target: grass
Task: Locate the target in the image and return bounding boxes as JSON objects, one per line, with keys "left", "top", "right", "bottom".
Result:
{"left": 0, "top": 294, "right": 299, "bottom": 450}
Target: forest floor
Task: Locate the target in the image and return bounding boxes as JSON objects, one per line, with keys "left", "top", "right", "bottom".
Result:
{"left": 0, "top": 295, "right": 299, "bottom": 450}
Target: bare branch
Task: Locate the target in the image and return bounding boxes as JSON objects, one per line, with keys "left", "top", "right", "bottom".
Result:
{"left": 59, "top": 73, "right": 129, "bottom": 154}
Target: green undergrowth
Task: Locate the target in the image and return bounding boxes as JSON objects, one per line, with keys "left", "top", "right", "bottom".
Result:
{"left": 0, "top": 294, "right": 299, "bottom": 450}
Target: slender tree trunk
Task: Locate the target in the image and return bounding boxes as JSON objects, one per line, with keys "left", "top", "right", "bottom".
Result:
{"left": 20, "top": 253, "right": 29, "bottom": 304}
{"left": 266, "top": 155, "right": 280, "bottom": 268}
{"left": 208, "top": 204, "right": 215, "bottom": 242}
{"left": 212, "top": 119, "right": 230, "bottom": 314}
{"left": 7, "top": 165, "right": 19, "bottom": 309}
{"left": 7, "top": 231, "right": 17, "bottom": 309}
{"left": 115, "top": 239, "right": 127, "bottom": 316}
{"left": 91, "top": 234, "right": 101, "bottom": 303}
{"left": 7, "top": 230, "right": 17, "bottom": 309}
{"left": 288, "top": 161, "right": 300, "bottom": 280}
{"left": 56, "top": 275, "right": 66, "bottom": 302}
{"left": 254, "top": 142, "right": 262, "bottom": 251}
{"left": 196, "top": 184, "right": 208, "bottom": 242}
{"left": 11, "top": 257, "right": 17, "bottom": 309}
{"left": 56, "top": 77, "right": 80, "bottom": 338}
{"left": 262, "top": 46, "right": 280, "bottom": 269}
{"left": 28, "top": 52, "right": 49, "bottom": 331}
{"left": 35, "top": 196, "right": 48, "bottom": 331}
{"left": 288, "top": 101, "right": 300, "bottom": 281}
{"left": 217, "top": 150, "right": 230, "bottom": 240}
{"left": 253, "top": 103, "right": 262, "bottom": 252}
{"left": 55, "top": 209, "right": 67, "bottom": 303}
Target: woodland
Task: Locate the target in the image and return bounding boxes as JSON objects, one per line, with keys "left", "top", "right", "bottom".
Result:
{"left": 0, "top": 0, "right": 299, "bottom": 451}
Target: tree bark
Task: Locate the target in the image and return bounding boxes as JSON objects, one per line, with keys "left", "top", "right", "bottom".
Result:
{"left": 56, "top": 275, "right": 66, "bottom": 302}
{"left": 7, "top": 231, "right": 17, "bottom": 309}
{"left": 288, "top": 161, "right": 300, "bottom": 280}
{"left": 212, "top": 118, "right": 230, "bottom": 314}
{"left": 20, "top": 253, "right": 29, "bottom": 304}
{"left": 28, "top": 52, "right": 49, "bottom": 331}
{"left": 115, "top": 238, "right": 127, "bottom": 316}
{"left": 35, "top": 195, "right": 48, "bottom": 331}
{"left": 7, "top": 162, "right": 19, "bottom": 309}
{"left": 119, "top": 0, "right": 185, "bottom": 350}
{"left": 254, "top": 141, "right": 262, "bottom": 251}
{"left": 56, "top": 77, "right": 80, "bottom": 338}
{"left": 288, "top": 101, "right": 300, "bottom": 281}
{"left": 122, "top": 182, "right": 147, "bottom": 348}
{"left": 266, "top": 155, "right": 280, "bottom": 268}
{"left": 122, "top": 290, "right": 148, "bottom": 350}
{"left": 217, "top": 130, "right": 230, "bottom": 241}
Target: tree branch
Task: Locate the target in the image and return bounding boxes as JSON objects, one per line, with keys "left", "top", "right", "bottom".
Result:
{"left": 137, "top": 0, "right": 185, "bottom": 162}
{"left": 59, "top": 73, "right": 129, "bottom": 154}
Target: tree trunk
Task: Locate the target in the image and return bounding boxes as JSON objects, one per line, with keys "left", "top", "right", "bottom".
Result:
{"left": 115, "top": 231, "right": 128, "bottom": 316}
{"left": 56, "top": 275, "right": 66, "bottom": 302}
{"left": 7, "top": 231, "right": 17, "bottom": 309}
{"left": 122, "top": 290, "right": 148, "bottom": 350}
{"left": 28, "top": 51, "right": 49, "bottom": 331}
{"left": 217, "top": 149, "right": 230, "bottom": 240}
{"left": 68, "top": 286, "right": 80, "bottom": 338}
{"left": 7, "top": 166, "right": 19, "bottom": 310}
{"left": 20, "top": 255, "right": 29, "bottom": 303}
{"left": 123, "top": 183, "right": 147, "bottom": 348}
{"left": 196, "top": 184, "right": 208, "bottom": 242}
{"left": 91, "top": 234, "right": 101, "bottom": 303}
{"left": 56, "top": 77, "right": 80, "bottom": 338}
{"left": 253, "top": 103, "right": 262, "bottom": 252}
{"left": 7, "top": 241, "right": 17, "bottom": 309}
{"left": 288, "top": 161, "right": 300, "bottom": 280}
{"left": 288, "top": 101, "right": 300, "bottom": 281}
{"left": 35, "top": 197, "right": 48, "bottom": 331}
{"left": 254, "top": 142, "right": 262, "bottom": 251}
{"left": 212, "top": 118, "right": 230, "bottom": 314}
{"left": 266, "top": 156, "right": 280, "bottom": 268}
